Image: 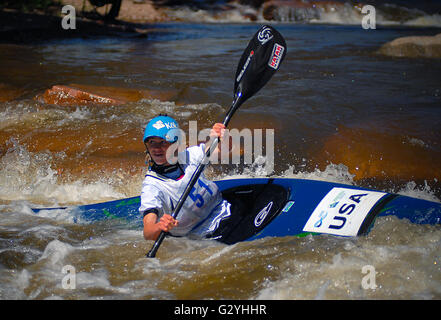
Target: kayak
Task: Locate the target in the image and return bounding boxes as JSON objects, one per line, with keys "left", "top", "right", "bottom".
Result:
{"left": 31, "top": 178, "right": 441, "bottom": 244}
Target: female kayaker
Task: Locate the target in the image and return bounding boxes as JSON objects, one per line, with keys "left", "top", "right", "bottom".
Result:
{"left": 140, "top": 114, "right": 231, "bottom": 241}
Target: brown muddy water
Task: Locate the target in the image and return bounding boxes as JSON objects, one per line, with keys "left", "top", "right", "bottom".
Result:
{"left": 0, "top": 23, "right": 440, "bottom": 300}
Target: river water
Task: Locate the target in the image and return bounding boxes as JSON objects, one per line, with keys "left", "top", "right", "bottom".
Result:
{"left": 1, "top": 19, "right": 441, "bottom": 299}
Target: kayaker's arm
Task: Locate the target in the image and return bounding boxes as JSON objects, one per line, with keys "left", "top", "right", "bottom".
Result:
{"left": 143, "top": 212, "right": 178, "bottom": 241}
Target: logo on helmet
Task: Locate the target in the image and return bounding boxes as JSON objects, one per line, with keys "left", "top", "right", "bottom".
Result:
{"left": 152, "top": 120, "right": 178, "bottom": 130}
{"left": 152, "top": 120, "right": 165, "bottom": 130}
{"left": 164, "top": 122, "right": 178, "bottom": 129}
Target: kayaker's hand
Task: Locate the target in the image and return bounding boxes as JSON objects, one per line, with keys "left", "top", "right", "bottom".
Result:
{"left": 205, "top": 123, "right": 232, "bottom": 157}
{"left": 157, "top": 214, "right": 178, "bottom": 232}
{"left": 210, "top": 123, "right": 226, "bottom": 141}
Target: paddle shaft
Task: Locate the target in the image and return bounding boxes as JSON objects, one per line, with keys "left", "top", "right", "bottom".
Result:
{"left": 146, "top": 94, "right": 242, "bottom": 258}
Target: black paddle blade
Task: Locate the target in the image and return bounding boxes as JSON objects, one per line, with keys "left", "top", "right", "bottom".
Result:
{"left": 234, "top": 25, "right": 287, "bottom": 106}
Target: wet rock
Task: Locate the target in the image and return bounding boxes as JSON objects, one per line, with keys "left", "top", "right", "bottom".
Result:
{"left": 378, "top": 33, "right": 441, "bottom": 58}
{"left": 74, "top": 0, "right": 168, "bottom": 22}
{"left": 119, "top": 0, "right": 168, "bottom": 22}
{"left": 35, "top": 84, "right": 177, "bottom": 106}
{"left": 36, "top": 85, "right": 124, "bottom": 106}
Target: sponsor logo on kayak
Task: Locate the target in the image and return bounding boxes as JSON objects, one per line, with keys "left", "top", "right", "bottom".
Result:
{"left": 268, "top": 43, "right": 284, "bottom": 70}
{"left": 257, "top": 26, "right": 273, "bottom": 45}
{"left": 282, "top": 200, "right": 295, "bottom": 213}
{"left": 303, "top": 188, "right": 387, "bottom": 236}
{"left": 236, "top": 50, "right": 254, "bottom": 83}
{"left": 254, "top": 201, "right": 273, "bottom": 227}
{"left": 313, "top": 210, "right": 328, "bottom": 228}
{"left": 329, "top": 190, "right": 346, "bottom": 208}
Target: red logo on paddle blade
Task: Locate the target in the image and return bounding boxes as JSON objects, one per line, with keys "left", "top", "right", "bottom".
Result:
{"left": 268, "top": 43, "right": 284, "bottom": 70}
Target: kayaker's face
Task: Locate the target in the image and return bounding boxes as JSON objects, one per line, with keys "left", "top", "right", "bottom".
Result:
{"left": 145, "top": 137, "right": 172, "bottom": 165}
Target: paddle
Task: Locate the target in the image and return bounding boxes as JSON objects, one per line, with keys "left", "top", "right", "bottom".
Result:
{"left": 146, "top": 25, "right": 287, "bottom": 258}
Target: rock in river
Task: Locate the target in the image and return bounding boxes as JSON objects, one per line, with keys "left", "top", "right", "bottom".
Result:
{"left": 378, "top": 33, "right": 441, "bottom": 58}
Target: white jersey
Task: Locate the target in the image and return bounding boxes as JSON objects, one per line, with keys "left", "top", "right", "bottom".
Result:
{"left": 139, "top": 143, "right": 227, "bottom": 237}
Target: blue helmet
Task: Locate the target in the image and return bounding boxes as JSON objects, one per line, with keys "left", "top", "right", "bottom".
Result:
{"left": 143, "top": 115, "right": 180, "bottom": 143}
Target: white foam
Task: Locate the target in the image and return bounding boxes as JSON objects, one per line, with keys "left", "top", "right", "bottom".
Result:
{"left": 30, "top": 207, "right": 83, "bottom": 224}
{"left": 0, "top": 141, "right": 125, "bottom": 206}
{"left": 397, "top": 181, "right": 440, "bottom": 203}
{"left": 56, "top": 107, "right": 92, "bottom": 126}
{"left": 75, "top": 269, "right": 111, "bottom": 289}
{"left": 162, "top": 5, "right": 258, "bottom": 23}
{"left": 220, "top": 163, "right": 356, "bottom": 187}
{"left": 0, "top": 268, "right": 30, "bottom": 300}
{"left": 18, "top": 224, "right": 67, "bottom": 240}
{"left": 201, "top": 244, "right": 235, "bottom": 264}
{"left": 404, "top": 14, "right": 441, "bottom": 27}
{"left": 310, "top": 3, "right": 363, "bottom": 25}
{"left": 280, "top": 163, "right": 356, "bottom": 185}
{"left": 16, "top": 269, "right": 31, "bottom": 292}
{"left": 42, "top": 180, "right": 125, "bottom": 205}
{"left": 314, "top": 280, "right": 331, "bottom": 300}
{"left": 38, "top": 239, "right": 74, "bottom": 266}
